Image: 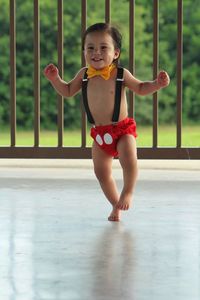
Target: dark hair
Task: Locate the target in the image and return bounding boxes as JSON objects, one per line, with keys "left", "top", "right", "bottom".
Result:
{"left": 82, "top": 23, "right": 122, "bottom": 64}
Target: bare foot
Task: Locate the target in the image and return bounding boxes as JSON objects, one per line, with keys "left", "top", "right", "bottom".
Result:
{"left": 108, "top": 207, "right": 121, "bottom": 222}
{"left": 116, "top": 192, "right": 132, "bottom": 210}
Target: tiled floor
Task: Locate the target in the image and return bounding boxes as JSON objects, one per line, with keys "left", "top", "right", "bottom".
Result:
{"left": 0, "top": 160, "right": 200, "bottom": 300}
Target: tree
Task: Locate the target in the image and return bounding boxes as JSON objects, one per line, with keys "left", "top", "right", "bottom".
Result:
{"left": 0, "top": 0, "right": 199, "bottom": 129}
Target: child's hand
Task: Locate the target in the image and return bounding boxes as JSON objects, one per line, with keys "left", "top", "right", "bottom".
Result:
{"left": 44, "top": 63, "right": 59, "bottom": 81}
{"left": 157, "top": 71, "right": 170, "bottom": 88}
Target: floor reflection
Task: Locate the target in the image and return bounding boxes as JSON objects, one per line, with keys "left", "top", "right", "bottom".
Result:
{"left": 1, "top": 174, "right": 200, "bottom": 300}
{"left": 90, "top": 223, "right": 135, "bottom": 300}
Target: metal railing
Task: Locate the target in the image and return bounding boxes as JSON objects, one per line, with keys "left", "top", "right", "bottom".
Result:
{"left": 0, "top": 0, "right": 199, "bottom": 159}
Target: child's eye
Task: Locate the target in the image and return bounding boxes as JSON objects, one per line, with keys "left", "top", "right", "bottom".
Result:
{"left": 101, "top": 46, "right": 107, "bottom": 50}
{"left": 87, "top": 46, "right": 94, "bottom": 50}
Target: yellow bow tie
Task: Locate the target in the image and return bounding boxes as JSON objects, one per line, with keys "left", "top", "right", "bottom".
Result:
{"left": 86, "top": 64, "right": 116, "bottom": 80}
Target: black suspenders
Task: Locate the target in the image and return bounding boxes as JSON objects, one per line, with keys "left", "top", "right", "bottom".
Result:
{"left": 82, "top": 67, "right": 124, "bottom": 124}
{"left": 112, "top": 67, "right": 124, "bottom": 123}
{"left": 82, "top": 71, "right": 95, "bottom": 124}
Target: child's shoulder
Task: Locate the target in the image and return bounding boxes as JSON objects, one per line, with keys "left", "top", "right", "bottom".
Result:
{"left": 80, "top": 66, "right": 88, "bottom": 73}
{"left": 121, "top": 67, "right": 130, "bottom": 74}
{"left": 74, "top": 67, "right": 87, "bottom": 80}
{"left": 122, "top": 68, "right": 135, "bottom": 79}
{"left": 77, "top": 66, "right": 87, "bottom": 74}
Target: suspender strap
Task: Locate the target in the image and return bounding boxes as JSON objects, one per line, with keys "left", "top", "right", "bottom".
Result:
{"left": 82, "top": 67, "right": 124, "bottom": 124}
{"left": 112, "top": 67, "right": 124, "bottom": 123}
{"left": 82, "top": 69, "right": 95, "bottom": 124}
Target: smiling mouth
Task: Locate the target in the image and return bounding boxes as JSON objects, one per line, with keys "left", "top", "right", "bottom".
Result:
{"left": 92, "top": 58, "right": 103, "bottom": 62}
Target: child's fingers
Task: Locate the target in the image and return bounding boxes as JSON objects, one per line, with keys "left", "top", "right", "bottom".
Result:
{"left": 158, "top": 71, "right": 170, "bottom": 86}
{"left": 44, "top": 64, "right": 58, "bottom": 77}
{"left": 44, "top": 65, "right": 51, "bottom": 75}
{"left": 159, "top": 71, "right": 167, "bottom": 79}
{"left": 44, "top": 63, "right": 56, "bottom": 72}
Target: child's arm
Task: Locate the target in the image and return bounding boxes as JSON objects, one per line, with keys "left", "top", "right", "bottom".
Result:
{"left": 124, "top": 69, "right": 170, "bottom": 96}
{"left": 44, "top": 63, "right": 86, "bottom": 97}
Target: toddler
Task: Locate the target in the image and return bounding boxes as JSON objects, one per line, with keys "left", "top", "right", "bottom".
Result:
{"left": 44, "top": 23, "right": 170, "bottom": 222}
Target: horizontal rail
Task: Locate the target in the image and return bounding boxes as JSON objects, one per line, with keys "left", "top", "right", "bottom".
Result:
{"left": 0, "top": 147, "right": 199, "bottom": 159}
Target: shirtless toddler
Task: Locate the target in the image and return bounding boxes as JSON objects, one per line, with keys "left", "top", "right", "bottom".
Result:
{"left": 44, "top": 23, "right": 170, "bottom": 222}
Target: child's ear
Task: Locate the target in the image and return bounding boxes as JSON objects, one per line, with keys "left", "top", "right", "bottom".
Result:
{"left": 114, "top": 48, "right": 120, "bottom": 59}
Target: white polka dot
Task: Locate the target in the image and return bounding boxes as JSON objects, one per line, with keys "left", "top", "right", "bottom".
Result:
{"left": 96, "top": 134, "right": 103, "bottom": 145}
{"left": 103, "top": 133, "right": 113, "bottom": 145}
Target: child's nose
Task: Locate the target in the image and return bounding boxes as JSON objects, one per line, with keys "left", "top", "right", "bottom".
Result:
{"left": 94, "top": 48, "right": 101, "bottom": 54}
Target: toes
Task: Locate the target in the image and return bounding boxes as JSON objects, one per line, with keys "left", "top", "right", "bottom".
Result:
{"left": 116, "top": 202, "right": 130, "bottom": 210}
{"left": 117, "top": 204, "right": 125, "bottom": 210}
{"left": 108, "top": 215, "right": 120, "bottom": 222}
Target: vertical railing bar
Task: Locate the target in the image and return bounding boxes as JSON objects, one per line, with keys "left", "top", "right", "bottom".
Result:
{"left": 81, "top": 0, "right": 87, "bottom": 148}
{"left": 105, "top": 0, "right": 110, "bottom": 23}
{"left": 129, "top": 0, "right": 135, "bottom": 118}
{"left": 57, "top": 0, "right": 64, "bottom": 147}
{"left": 34, "top": 0, "right": 40, "bottom": 147}
{"left": 9, "top": 0, "right": 16, "bottom": 147}
{"left": 153, "top": 0, "right": 159, "bottom": 148}
{"left": 176, "top": 0, "right": 183, "bottom": 148}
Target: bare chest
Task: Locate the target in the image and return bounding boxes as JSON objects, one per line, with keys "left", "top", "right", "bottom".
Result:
{"left": 87, "top": 78, "right": 116, "bottom": 111}
{"left": 83, "top": 74, "right": 127, "bottom": 125}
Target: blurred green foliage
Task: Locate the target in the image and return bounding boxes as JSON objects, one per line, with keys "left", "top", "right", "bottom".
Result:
{"left": 0, "top": 0, "right": 199, "bottom": 129}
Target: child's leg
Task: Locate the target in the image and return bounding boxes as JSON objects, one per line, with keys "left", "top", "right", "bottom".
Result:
{"left": 92, "top": 141, "right": 121, "bottom": 221}
{"left": 116, "top": 135, "right": 138, "bottom": 210}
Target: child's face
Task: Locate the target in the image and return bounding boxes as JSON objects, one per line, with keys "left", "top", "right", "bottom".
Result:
{"left": 84, "top": 31, "right": 120, "bottom": 69}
